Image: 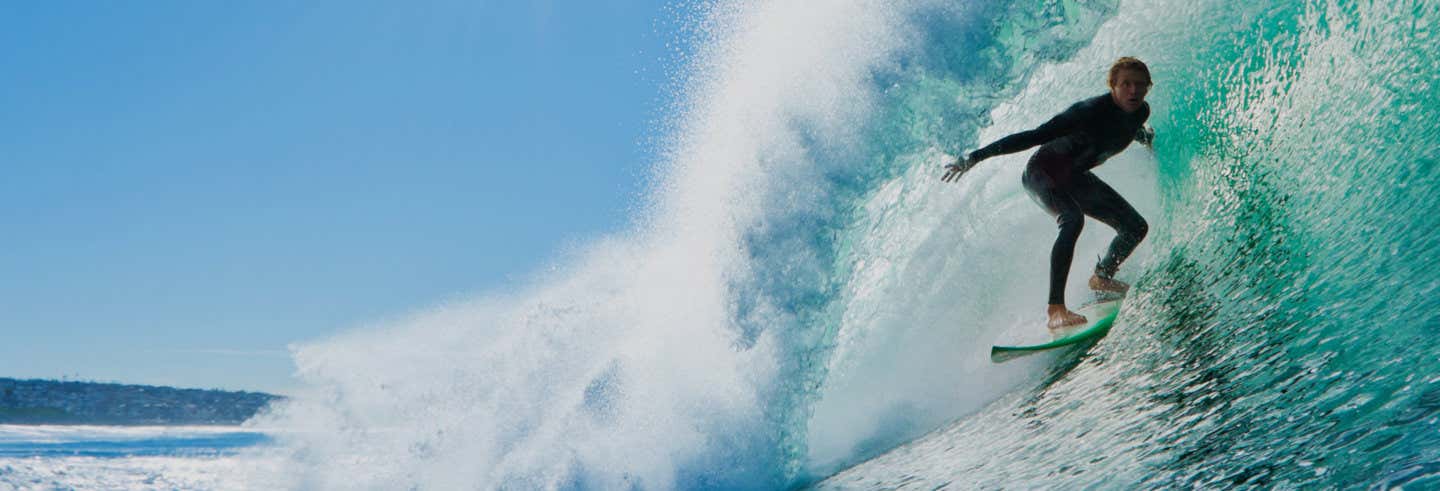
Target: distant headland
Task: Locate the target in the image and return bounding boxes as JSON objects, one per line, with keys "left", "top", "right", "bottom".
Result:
{"left": 0, "top": 378, "right": 281, "bottom": 426}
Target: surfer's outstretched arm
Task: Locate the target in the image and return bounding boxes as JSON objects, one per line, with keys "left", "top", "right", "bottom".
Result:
{"left": 969, "top": 112, "right": 1079, "bottom": 161}
{"left": 941, "top": 104, "right": 1084, "bottom": 183}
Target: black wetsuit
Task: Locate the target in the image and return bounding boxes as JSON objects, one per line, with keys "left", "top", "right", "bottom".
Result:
{"left": 968, "top": 93, "right": 1151, "bottom": 305}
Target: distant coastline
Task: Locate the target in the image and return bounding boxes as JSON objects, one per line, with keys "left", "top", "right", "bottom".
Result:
{"left": 0, "top": 378, "right": 281, "bottom": 426}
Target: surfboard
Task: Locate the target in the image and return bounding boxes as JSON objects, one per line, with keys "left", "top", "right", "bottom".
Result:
{"left": 990, "top": 299, "right": 1122, "bottom": 363}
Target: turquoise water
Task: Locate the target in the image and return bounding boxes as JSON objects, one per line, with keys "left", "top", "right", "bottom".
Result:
{"left": 820, "top": 0, "right": 1440, "bottom": 488}
{"left": 250, "top": 0, "right": 1440, "bottom": 489}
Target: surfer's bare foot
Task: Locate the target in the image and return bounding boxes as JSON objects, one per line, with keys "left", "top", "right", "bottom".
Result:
{"left": 1046, "top": 304, "right": 1087, "bottom": 330}
{"left": 1089, "top": 274, "right": 1129, "bottom": 295}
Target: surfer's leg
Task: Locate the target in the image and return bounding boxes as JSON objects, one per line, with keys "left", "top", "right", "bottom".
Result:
{"left": 1022, "top": 168, "right": 1085, "bottom": 307}
{"left": 1072, "top": 172, "right": 1148, "bottom": 280}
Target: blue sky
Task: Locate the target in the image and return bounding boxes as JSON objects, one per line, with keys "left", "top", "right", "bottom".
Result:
{"left": 0, "top": 1, "right": 687, "bottom": 393}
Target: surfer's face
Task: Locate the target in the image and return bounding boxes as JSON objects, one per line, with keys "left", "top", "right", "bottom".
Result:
{"left": 1109, "top": 69, "right": 1150, "bottom": 113}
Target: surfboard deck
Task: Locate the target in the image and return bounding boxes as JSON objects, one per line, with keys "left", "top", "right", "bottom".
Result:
{"left": 990, "top": 299, "right": 1122, "bottom": 363}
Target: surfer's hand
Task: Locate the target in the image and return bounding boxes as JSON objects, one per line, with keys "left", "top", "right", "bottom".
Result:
{"left": 941, "top": 155, "right": 978, "bottom": 183}
{"left": 1135, "top": 125, "right": 1155, "bottom": 148}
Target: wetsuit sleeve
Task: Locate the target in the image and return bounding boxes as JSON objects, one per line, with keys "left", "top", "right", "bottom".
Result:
{"left": 968, "top": 102, "right": 1085, "bottom": 162}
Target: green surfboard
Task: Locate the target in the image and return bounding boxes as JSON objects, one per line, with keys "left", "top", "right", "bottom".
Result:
{"left": 990, "top": 299, "right": 1122, "bottom": 363}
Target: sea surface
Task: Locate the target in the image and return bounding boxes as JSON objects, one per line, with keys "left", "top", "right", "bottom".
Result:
{"left": 13, "top": 0, "right": 1440, "bottom": 488}
{"left": 0, "top": 425, "right": 281, "bottom": 490}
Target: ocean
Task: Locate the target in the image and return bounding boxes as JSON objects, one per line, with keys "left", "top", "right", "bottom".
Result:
{"left": 0, "top": 425, "right": 280, "bottom": 490}
{"left": 11, "top": 0, "right": 1439, "bottom": 488}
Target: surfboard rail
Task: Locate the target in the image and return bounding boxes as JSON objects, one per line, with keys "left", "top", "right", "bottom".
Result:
{"left": 990, "top": 300, "right": 1122, "bottom": 363}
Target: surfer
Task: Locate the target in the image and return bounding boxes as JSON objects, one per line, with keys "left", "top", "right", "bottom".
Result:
{"left": 942, "top": 57, "right": 1155, "bottom": 330}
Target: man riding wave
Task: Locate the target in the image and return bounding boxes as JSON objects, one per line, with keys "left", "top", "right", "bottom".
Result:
{"left": 943, "top": 57, "right": 1156, "bottom": 330}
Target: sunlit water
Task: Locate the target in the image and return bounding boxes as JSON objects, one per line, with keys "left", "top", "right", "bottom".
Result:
{"left": 0, "top": 425, "right": 284, "bottom": 490}
{"left": 17, "top": 0, "right": 1440, "bottom": 488}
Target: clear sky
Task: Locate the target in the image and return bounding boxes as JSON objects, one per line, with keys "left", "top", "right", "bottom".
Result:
{"left": 0, "top": 1, "right": 685, "bottom": 394}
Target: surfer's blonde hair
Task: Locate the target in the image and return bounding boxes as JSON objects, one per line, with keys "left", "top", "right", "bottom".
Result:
{"left": 1108, "top": 57, "right": 1153, "bottom": 87}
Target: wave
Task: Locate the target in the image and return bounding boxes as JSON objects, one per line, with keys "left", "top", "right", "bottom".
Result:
{"left": 821, "top": 0, "right": 1440, "bottom": 487}
{"left": 254, "top": 0, "right": 1440, "bottom": 488}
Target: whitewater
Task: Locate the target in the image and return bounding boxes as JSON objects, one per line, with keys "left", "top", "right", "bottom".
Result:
{"left": 8, "top": 0, "right": 1438, "bottom": 488}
